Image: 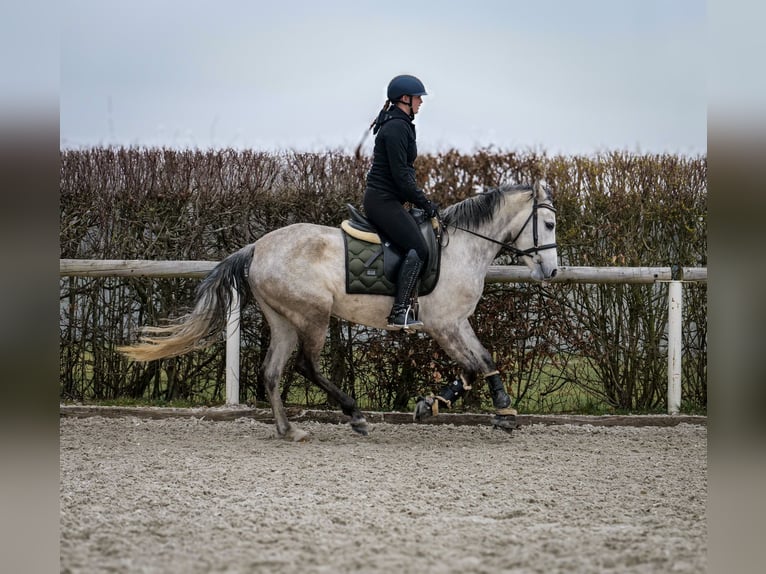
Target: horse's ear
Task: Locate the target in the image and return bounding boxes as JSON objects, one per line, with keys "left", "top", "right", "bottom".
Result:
{"left": 533, "top": 179, "right": 548, "bottom": 199}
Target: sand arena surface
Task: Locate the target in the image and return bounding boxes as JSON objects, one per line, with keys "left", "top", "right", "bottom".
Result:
{"left": 60, "top": 415, "right": 706, "bottom": 573}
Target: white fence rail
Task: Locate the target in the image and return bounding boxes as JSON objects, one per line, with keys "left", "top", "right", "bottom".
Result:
{"left": 60, "top": 259, "right": 707, "bottom": 414}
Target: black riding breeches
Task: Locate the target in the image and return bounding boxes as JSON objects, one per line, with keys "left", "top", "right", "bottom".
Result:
{"left": 363, "top": 190, "right": 428, "bottom": 262}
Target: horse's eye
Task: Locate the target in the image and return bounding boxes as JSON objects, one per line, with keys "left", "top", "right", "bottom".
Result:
{"left": 545, "top": 221, "right": 555, "bottom": 231}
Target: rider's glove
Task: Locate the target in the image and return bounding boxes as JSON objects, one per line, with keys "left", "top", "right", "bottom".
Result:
{"left": 423, "top": 200, "right": 439, "bottom": 219}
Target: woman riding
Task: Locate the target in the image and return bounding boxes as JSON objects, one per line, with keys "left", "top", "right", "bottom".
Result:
{"left": 363, "top": 74, "right": 439, "bottom": 330}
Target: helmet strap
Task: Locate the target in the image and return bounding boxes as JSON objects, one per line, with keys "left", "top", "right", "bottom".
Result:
{"left": 397, "top": 95, "right": 415, "bottom": 120}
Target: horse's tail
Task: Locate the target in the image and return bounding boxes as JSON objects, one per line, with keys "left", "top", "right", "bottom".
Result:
{"left": 117, "top": 245, "right": 255, "bottom": 362}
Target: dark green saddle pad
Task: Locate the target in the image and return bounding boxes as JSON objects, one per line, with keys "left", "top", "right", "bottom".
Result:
{"left": 341, "top": 205, "right": 441, "bottom": 296}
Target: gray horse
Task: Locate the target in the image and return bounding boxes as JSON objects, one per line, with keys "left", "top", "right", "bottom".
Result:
{"left": 119, "top": 181, "right": 558, "bottom": 441}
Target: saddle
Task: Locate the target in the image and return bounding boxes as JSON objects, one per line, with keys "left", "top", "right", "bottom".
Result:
{"left": 340, "top": 204, "right": 442, "bottom": 296}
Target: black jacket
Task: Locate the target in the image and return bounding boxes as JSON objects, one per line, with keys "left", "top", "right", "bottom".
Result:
{"left": 365, "top": 106, "right": 428, "bottom": 207}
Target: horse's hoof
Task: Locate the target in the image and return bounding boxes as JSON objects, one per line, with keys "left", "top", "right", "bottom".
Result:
{"left": 413, "top": 397, "right": 434, "bottom": 421}
{"left": 348, "top": 419, "right": 370, "bottom": 436}
{"left": 286, "top": 427, "right": 311, "bottom": 442}
{"left": 492, "top": 414, "right": 518, "bottom": 433}
{"left": 349, "top": 417, "right": 369, "bottom": 436}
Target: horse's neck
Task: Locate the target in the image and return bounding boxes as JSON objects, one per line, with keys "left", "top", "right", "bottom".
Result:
{"left": 449, "top": 227, "right": 504, "bottom": 273}
{"left": 450, "top": 197, "right": 523, "bottom": 271}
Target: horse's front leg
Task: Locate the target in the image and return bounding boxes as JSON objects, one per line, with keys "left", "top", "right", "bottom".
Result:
{"left": 419, "top": 320, "right": 517, "bottom": 430}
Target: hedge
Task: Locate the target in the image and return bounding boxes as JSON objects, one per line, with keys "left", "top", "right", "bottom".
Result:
{"left": 60, "top": 147, "right": 706, "bottom": 413}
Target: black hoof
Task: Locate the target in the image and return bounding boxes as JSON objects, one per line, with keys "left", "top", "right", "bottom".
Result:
{"left": 349, "top": 418, "right": 369, "bottom": 436}
{"left": 492, "top": 414, "right": 518, "bottom": 433}
{"left": 413, "top": 396, "right": 434, "bottom": 421}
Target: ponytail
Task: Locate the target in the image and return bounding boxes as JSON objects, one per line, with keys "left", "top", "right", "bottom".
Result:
{"left": 370, "top": 99, "right": 391, "bottom": 132}
{"left": 355, "top": 99, "right": 391, "bottom": 159}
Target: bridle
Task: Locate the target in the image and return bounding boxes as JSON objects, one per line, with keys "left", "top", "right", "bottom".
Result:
{"left": 444, "top": 195, "right": 558, "bottom": 259}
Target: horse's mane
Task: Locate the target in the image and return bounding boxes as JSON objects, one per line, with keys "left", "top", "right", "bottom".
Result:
{"left": 442, "top": 183, "right": 534, "bottom": 231}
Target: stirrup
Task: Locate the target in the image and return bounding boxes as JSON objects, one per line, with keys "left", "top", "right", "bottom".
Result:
{"left": 386, "top": 305, "right": 423, "bottom": 330}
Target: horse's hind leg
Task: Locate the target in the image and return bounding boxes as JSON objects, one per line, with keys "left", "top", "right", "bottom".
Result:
{"left": 295, "top": 338, "right": 369, "bottom": 436}
{"left": 259, "top": 308, "right": 309, "bottom": 442}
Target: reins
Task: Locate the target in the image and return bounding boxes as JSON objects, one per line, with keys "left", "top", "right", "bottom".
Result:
{"left": 445, "top": 196, "right": 557, "bottom": 259}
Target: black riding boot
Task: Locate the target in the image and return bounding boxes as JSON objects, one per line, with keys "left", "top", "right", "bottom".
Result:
{"left": 387, "top": 249, "right": 423, "bottom": 330}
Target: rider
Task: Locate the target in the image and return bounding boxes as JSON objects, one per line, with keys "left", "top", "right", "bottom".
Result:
{"left": 363, "top": 74, "right": 439, "bottom": 330}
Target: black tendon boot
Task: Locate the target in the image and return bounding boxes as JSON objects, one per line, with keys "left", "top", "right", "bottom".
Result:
{"left": 387, "top": 249, "right": 424, "bottom": 330}
{"left": 485, "top": 372, "right": 518, "bottom": 432}
{"left": 413, "top": 378, "right": 471, "bottom": 420}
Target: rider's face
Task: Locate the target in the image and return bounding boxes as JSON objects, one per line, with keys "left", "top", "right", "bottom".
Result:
{"left": 410, "top": 95, "right": 423, "bottom": 115}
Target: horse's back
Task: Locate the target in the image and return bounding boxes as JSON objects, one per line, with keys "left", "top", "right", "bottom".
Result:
{"left": 250, "top": 223, "right": 344, "bottom": 299}
{"left": 250, "top": 222, "right": 393, "bottom": 329}
{"left": 256, "top": 222, "right": 341, "bottom": 259}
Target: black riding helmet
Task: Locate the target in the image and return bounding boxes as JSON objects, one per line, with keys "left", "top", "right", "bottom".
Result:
{"left": 387, "top": 75, "right": 427, "bottom": 102}
{"left": 368, "top": 75, "right": 428, "bottom": 135}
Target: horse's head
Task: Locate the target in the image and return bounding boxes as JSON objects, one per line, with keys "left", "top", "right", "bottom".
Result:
{"left": 510, "top": 181, "right": 559, "bottom": 282}
{"left": 442, "top": 181, "right": 559, "bottom": 281}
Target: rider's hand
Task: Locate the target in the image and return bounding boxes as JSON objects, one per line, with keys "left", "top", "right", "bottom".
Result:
{"left": 424, "top": 200, "right": 439, "bottom": 219}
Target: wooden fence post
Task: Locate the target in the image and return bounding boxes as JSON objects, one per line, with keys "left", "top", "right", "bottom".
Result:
{"left": 225, "top": 289, "right": 240, "bottom": 405}
{"left": 667, "top": 278, "right": 683, "bottom": 415}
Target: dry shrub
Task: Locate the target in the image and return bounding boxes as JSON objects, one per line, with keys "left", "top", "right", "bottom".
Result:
{"left": 60, "top": 147, "right": 706, "bottom": 413}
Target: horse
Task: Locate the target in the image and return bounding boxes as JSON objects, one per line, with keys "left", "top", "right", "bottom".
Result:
{"left": 118, "top": 181, "right": 558, "bottom": 441}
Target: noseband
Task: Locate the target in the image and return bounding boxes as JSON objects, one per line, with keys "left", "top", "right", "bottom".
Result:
{"left": 448, "top": 195, "right": 557, "bottom": 259}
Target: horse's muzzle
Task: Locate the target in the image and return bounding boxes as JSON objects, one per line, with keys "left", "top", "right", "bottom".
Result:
{"left": 531, "top": 262, "right": 558, "bottom": 282}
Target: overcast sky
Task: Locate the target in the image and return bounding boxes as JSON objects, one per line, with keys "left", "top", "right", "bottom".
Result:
{"left": 59, "top": 0, "right": 706, "bottom": 157}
